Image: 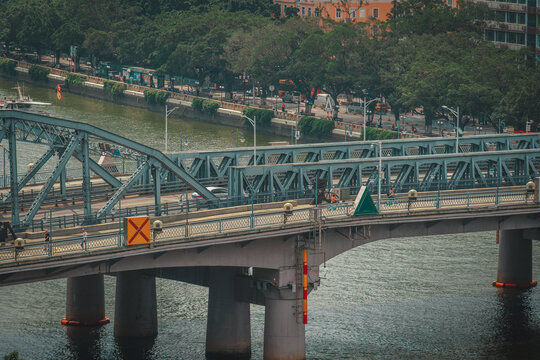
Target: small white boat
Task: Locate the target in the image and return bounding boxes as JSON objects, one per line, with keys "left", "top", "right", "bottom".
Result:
{"left": 0, "top": 84, "right": 51, "bottom": 109}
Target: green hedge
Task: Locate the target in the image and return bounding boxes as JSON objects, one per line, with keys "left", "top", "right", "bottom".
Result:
{"left": 298, "top": 116, "right": 334, "bottom": 139}
{"left": 0, "top": 59, "right": 17, "bottom": 75}
{"left": 103, "top": 80, "right": 126, "bottom": 99}
{"left": 192, "top": 97, "right": 204, "bottom": 111}
{"left": 192, "top": 97, "right": 220, "bottom": 115}
{"left": 144, "top": 89, "right": 170, "bottom": 105}
{"left": 242, "top": 107, "right": 274, "bottom": 128}
{"left": 64, "top": 73, "right": 87, "bottom": 87}
{"left": 28, "top": 65, "right": 49, "bottom": 82}
{"left": 363, "top": 127, "right": 397, "bottom": 140}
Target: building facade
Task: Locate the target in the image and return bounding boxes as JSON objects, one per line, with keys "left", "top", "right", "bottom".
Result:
{"left": 274, "top": 0, "right": 540, "bottom": 58}
{"left": 474, "top": 0, "right": 540, "bottom": 59}
{"left": 274, "top": 0, "right": 394, "bottom": 23}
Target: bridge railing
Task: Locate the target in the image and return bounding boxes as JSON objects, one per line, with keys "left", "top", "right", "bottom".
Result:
{"left": 14, "top": 178, "right": 534, "bottom": 233}
{"left": 0, "top": 186, "right": 535, "bottom": 266}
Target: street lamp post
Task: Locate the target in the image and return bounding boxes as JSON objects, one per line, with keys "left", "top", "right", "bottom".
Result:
{"left": 165, "top": 105, "right": 179, "bottom": 153}
{"left": 442, "top": 105, "right": 460, "bottom": 153}
{"left": 242, "top": 115, "right": 257, "bottom": 163}
{"left": 363, "top": 96, "right": 381, "bottom": 141}
{"left": 370, "top": 140, "right": 383, "bottom": 211}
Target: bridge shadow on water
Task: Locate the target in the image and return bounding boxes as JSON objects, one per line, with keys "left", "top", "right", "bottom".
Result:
{"left": 486, "top": 289, "right": 540, "bottom": 359}
{"left": 65, "top": 326, "right": 105, "bottom": 360}
{"left": 66, "top": 326, "right": 156, "bottom": 360}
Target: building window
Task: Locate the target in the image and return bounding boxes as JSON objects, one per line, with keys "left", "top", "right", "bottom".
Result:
{"left": 517, "top": 13, "right": 526, "bottom": 24}
{"left": 314, "top": 7, "right": 321, "bottom": 17}
{"left": 302, "top": 7, "right": 305, "bottom": 17}
{"left": 508, "top": 32, "right": 516, "bottom": 43}
{"left": 308, "top": 7, "right": 311, "bottom": 17}
{"left": 517, "top": 33, "right": 525, "bottom": 44}
{"left": 507, "top": 12, "right": 516, "bottom": 23}
{"left": 373, "top": 8, "right": 379, "bottom": 18}
{"left": 496, "top": 31, "right": 506, "bottom": 42}
{"left": 485, "top": 29, "right": 495, "bottom": 41}
{"left": 359, "top": 8, "right": 366, "bottom": 18}
{"left": 447, "top": 0, "right": 453, "bottom": 6}
{"left": 351, "top": 8, "right": 356, "bottom": 19}
{"left": 336, "top": 8, "right": 342, "bottom": 19}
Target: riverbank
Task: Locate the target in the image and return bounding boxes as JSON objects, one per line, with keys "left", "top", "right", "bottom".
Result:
{"left": 1, "top": 61, "right": 367, "bottom": 142}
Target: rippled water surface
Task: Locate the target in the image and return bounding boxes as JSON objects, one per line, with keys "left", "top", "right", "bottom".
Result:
{"left": 1, "top": 79, "right": 540, "bottom": 359}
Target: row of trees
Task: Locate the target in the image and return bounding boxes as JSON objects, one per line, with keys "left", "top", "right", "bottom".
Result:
{"left": 0, "top": 0, "right": 538, "bottom": 132}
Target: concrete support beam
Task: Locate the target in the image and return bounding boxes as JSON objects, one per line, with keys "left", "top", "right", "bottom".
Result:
{"left": 206, "top": 267, "right": 251, "bottom": 360}
{"left": 114, "top": 270, "right": 157, "bottom": 338}
{"left": 65, "top": 274, "right": 106, "bottom": 324}
{"left": 264, "top": 288, "right": 305, "bottom": 360}
{"left": 496, "top": 229, "right": 533, "bottom": 286}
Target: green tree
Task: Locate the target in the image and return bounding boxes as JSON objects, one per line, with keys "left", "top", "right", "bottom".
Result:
{"left": 83, "top": 29, "right": 114, "bottom": 64}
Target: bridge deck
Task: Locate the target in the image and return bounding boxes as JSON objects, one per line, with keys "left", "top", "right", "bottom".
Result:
{"left": 0, "top": 186, "right": 536, "bottom": 270}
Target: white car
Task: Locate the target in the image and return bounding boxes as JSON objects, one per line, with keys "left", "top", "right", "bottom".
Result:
{"left": 191, "top": 186, "right": 228, "bottom": 199}
{"left": 346, "top": 102, "right": 363, "bottom": 114}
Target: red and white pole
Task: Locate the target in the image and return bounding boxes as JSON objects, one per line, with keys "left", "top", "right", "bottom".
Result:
{"left": 303, "top": 248, "right": 308, "bottom": 324}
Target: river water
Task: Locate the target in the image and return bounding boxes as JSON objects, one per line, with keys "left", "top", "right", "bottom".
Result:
{"left": 1, "top": 79, "right": 540, "bottom": 359}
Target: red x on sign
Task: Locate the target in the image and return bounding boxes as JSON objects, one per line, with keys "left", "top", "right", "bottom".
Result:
{"left": 124, "top": 216, "right": 151, "bottom": 246}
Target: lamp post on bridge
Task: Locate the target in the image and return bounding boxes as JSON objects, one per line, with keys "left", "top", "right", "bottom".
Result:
{"left": 370, "top": 140, "right": 383, "bottom": 211}
{"left": 242, "top": 115, "right": 257, "bottom": 164}
{"left": 442, "top": 105, "right": 460, "bottom": 153}
{"left": 363, "top": 96, "right": 381, "bottom": 141}
{"left": 165, "top": 105, "right": 179, "bottom": 153}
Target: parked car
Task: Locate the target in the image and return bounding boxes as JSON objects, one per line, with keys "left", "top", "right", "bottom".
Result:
{"left": 191, "top": 186, "right": 228, "bottom": 199}
{"left": 282, "top": 91, "right": 301, "bottom": 103}
{"left": 346, "top": 102, "right": 364, "bottom": 114}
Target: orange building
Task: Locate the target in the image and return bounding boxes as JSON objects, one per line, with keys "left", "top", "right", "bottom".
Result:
{"left": 274, "top": 0, "right": 394, "bottom": 23}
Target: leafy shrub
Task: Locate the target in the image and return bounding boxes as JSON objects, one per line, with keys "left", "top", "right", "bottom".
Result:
{"left": 64, "top": 73, "right": 87, "bottom": 88}
{"left": 0, "top": 59, "right": 17, "bottom": 75}
{"left": 144, "top": 89, "right": 170, "bottom": 105}
{"left": 28, "top": 66, "right": 49, "bottom": 82}
{"left": 192, "top": 97, "right": 220, "bottom": 115}
{"left": 364, "top": 127, "right": 397, "bottom": 140}
{"left": 192, "top": 97, "right": 204, "bottom": 111}
{"left": 298, "top": 116, "right": 334, "bottom": 139}
{"left": 242, "top": 107, "right": 274, "bottom": 128}
{"left": 202, "top": 99, "right": 219, "bottom": 115}
{"left": 4, "top": 351, "right": 23, "bottom": 360}
{"left": 103, "top": 80, "right": 126, "bottom": 99}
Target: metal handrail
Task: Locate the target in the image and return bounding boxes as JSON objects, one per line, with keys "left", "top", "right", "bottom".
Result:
{"left": 0, "top": 187, "right": 535, "bottom": 265}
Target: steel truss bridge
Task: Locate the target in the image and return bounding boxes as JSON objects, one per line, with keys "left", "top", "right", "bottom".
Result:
{"left": 1, "top": 110, "right": 539, "bottom": 229}
{"left": 0, "top": 110, "right": 216, "bottom": 229}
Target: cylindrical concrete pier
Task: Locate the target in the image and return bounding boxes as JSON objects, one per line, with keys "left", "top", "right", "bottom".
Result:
{"left": 114, "top": 271, "right": 158, "bottom": 338}
{"left": 264, "top": 289, "right": 305, "bottom": 360}
{"left": 496, "top": 229, "right": 533, "bottom": 286}
{"left": 206, "top": 267, "right": 251, "bottom": 360}
{"left": 65, "top": 274, "right": 106, "bottom": 325}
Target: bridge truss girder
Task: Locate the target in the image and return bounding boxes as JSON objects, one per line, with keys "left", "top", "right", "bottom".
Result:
{"left": 169, "top": 133, "right": 539, "bottom": 183}
{"left": 228, "top": 149, "right": 540, "bottom": 199}
{"left": 0, "top": 110, "right": 217, "bottom": 229}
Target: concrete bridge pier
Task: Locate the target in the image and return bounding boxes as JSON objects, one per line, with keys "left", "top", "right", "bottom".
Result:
{"left": 64, "top": 274, "right": 107, "bottom": 325}
{"left": 206, "top": 267, "right": 251, "bottom": 360}
{"left": 264, "top": 288, "right": 305, "bottom": 360}
{"left": 495, "top": 229, "right": 536, "bottom": 288}
{"left": 114, "top": 271, "right": 157, "bottom": 337}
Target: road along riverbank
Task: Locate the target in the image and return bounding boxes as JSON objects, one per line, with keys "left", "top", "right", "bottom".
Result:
{"left": 0, "top": 60, "right": 361, "bottom": 142}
